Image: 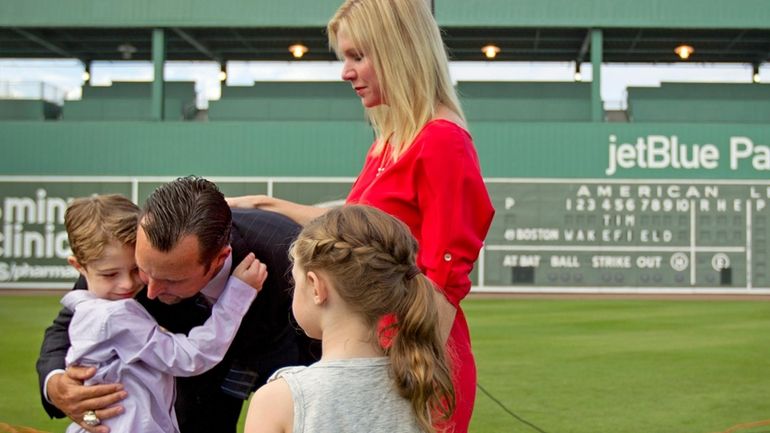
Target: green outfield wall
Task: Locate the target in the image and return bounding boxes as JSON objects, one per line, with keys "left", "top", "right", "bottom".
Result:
{"left": 1, "top": 121, "right": 769, "bottom": 293}
{"left": 1, "top": 121, "right": 768, "bottom": 179}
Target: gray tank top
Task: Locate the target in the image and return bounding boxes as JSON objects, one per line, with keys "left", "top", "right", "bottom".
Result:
{"left": 271, "top": 357, "right": 423, "bottom": 433}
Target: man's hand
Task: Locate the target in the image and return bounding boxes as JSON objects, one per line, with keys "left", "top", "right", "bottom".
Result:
{"left": 48, "top": 365, "right": 127, "bottom": 433}
{"left": 233, "top": 253, "right": 268, "bottom": 292}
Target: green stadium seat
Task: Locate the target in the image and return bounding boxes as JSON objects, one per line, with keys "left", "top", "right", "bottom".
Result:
{"left": 208, "top": 81, "right": 364, "bottom": 121}
{"left": 62, "top": 81, "right": 197, "bottom": 121}
{"left": 457, "top": 81, "right": 593, "bottom": 122}
{"left": 0, "top": 99, "right": 61, "bottom": 120}
{"left": 627, "top": 82, "right": 770, "bottom": 123}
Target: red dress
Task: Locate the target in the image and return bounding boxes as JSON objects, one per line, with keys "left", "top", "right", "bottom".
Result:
{"left": 346, "top": 119, "right": 494, "bottom": 432}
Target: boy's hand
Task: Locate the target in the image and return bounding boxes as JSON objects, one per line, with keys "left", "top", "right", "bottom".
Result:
{"left": 233, "top": 253, "right": 268, "bottom": 293}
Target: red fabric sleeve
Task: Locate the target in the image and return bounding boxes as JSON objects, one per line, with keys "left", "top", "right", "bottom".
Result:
{"left": 414, "top": 125, "right": 494, "bottom": 306}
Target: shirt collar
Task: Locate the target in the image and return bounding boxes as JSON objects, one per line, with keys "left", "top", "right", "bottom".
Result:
{"left": 200, "top": 251, "right": 233, "bottom": 302}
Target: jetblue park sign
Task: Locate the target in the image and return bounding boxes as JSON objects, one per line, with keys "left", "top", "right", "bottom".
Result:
{"left": 605, "top": 135, "right": 770, "bottom": 176}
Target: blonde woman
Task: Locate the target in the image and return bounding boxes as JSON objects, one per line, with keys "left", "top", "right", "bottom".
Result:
{"left": 229, "top": 1, "right": 494, "bottom": 430}
{"left": 245, "top": 205, "right": 454, "bottom": 433}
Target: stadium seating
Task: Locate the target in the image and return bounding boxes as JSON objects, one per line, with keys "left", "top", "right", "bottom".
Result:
{"left": 627, "top": 82, "right": 770, "bottom": 123}
{"left": 0, "top": 99, "right": 61, "bottom": 120}
{"left": 456, "top": 81, "right": 593, "bottom": 122}
{"left": 208, "top": 81, "right": 364, "bottom": 121}
{"left": 62, "top": 81, "right": 197, "bottom": 121}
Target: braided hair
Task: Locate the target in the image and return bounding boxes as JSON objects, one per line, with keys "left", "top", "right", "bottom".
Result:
{"left": 291, "top": 205, "right": 454, "bottom": 432}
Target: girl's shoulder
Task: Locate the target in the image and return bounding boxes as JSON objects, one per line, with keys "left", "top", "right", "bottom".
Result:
{"left": 245, "top": 375, "right": 293, "bottom": 433}
{"left": 269, "top": 365, "right": 309, "bottom": 382}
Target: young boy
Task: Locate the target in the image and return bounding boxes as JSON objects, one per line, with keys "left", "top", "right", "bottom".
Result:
{"left": 60, "top": 194, "right": 266, "bottom": 433}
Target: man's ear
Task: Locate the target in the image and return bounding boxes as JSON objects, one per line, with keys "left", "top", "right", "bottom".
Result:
{"left": 67, "top": 256, "right": 86, "bottom": 276}
{"left": 211, "top": 245, "right": 232, "bottom": 273}
{"left": 306, "top": 271, "right": 328, "bottom": 305}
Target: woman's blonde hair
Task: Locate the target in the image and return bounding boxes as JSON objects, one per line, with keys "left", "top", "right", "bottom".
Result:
{"left": 328, "top": 0, "right": 464, "bottom": 160}
{"left": 291, "top": 205, "right": 455, "bottom": 432}
{"left": 65, "top": 194, "right": 140, "bottom": 267}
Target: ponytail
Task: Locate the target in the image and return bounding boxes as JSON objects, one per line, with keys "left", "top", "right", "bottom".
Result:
{"left": 292, "top": 205, "right": 456, "bottom": 432}
{"left": 389, "top": 273, "right": 455, "bottom": 432}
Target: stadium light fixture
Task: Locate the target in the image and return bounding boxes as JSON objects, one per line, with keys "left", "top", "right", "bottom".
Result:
{"left": 289, "top": 44, "right": 309, "bottom": 59}
{"left": 481, "top": 44, "right": 500, "bottom": 59}
{"left": 81, "top": 62, "right": 91, "bottom": 83}
{"left": 674, "top": 44, "right": 694, "bottom": 60}
{"left": 117, "top": 43, "right": 137, "bottom": 60}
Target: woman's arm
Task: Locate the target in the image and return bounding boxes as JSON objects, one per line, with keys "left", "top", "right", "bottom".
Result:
{"left": 414, "top": 126, "right": 494, "bottom": 341}
{"left": 226, "top": 195, "right": 328, "bottom": 226}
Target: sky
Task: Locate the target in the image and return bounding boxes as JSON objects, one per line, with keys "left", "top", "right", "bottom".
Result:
{"left": 0, "top": 59, "right": 766, "bottom": 109}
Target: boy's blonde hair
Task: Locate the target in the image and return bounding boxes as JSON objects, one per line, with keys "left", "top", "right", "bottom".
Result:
{"left": 65, "top": 194, "right": 140, "bottom": 267}
{"left": 328, "top": 0, "right": 464, "bottom": 160}
{"left": 291, "top": 205, "right": 455, "bottom": 432}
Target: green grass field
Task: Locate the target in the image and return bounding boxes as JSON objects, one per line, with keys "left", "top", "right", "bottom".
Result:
{"left": 1, "top": 295, "right": 768, "bottom": 433}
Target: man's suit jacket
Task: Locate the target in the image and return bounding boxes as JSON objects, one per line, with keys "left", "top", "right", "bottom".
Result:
{"left": 36, "top": 208, "right": 319, "bottom": 433}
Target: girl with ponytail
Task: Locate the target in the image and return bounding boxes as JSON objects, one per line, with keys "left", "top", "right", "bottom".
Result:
{"left": 244, "top": 205, "right": 454, "bottom": 433}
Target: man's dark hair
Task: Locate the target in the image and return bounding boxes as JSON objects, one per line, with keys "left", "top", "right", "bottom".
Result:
{"left": 141, "top": 176, "right": 232, "bottom": 267}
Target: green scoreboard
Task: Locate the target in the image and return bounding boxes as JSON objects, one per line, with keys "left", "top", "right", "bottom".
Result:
{"left": 483, "top": 180, "right": 769, "bottom": 291}
{"left": 2, "top": 176, "right": 768, "bottom": 292}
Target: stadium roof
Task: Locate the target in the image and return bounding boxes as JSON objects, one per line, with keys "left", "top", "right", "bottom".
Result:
{"left": 1, "top": 26, "right": 769, "bottom": 65}
{"left": 1, "top": 0, "right": 769, "bottom": 65}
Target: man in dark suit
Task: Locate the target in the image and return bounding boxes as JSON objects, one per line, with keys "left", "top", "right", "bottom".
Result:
{"left": 36, "top": 176, "right": 318, "bottom": 433}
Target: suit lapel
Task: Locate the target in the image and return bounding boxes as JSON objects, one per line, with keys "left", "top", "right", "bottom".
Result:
{"left": 136, "top": 288, "right": 211, "bottom": 334}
